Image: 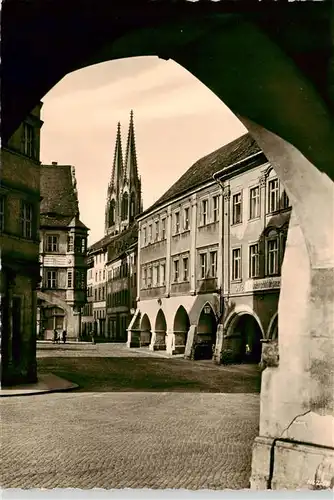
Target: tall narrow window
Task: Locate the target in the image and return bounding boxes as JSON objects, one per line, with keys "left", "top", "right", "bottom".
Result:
{"left": 183, "top": 256, "right": 189, "bottom": 281}
{"left": 155, "top": 220, "right": 160, "bottom": 241}
{"left": 232, "top": 193, "right": 242, "bottom": 224}
{"left": 175, "top": 212, "right": 180, "bottom": 234}
{"left": 67, "top": 270, "right": 73, "bottom": 288}
{"left": 81, "top": 238, "right": 86, "bottom": 253}
{"left": 249, "top": 244, "right": 260, "bottom": 278}
{"left": 232, "top": 248, "right": 241, "bottom": 280}
{"left": 201, "top": 200, "right": 208, "bottom": 225}
{"left": 209, "top": 251, "right": 217, "bottom": 278}
{"left": 268, "top": 178, "right": 279, "bottom": 213}
{"left": 213, "top": 196, "right": 219, "bottom": 223}
{"left": 67, "top": 235, "right": 74, "bottom": 252}
{"left": 20, "top": 201, "right": 33, "bottom": 238}
{"left": 249, "top": 186, "right": 260, "bottom": 219}
{"left": 267, "top": 238, "right": 279, "bottom": 275}
{"left": 173, "top": 259, "right": 179, "bottom": 282}
{"left": 160, "top": 262, "right": 166, "bottom": 285}
{"left": 148, "top": 224, "right": 152, "bottom": 243}
{"left": 142, "top": 227, "right": 147, "bottom": 246}
{"left": 161, "top": 218, "right": 166, "bottom": 239}
{"left": 46, "top": 270, "right": 57, "bottom": 289}
{"left": 156, "top": 264, "right": 160, "bottom": 286}
{"left": 147, "top": 266, "right": 152, "bottom": 287}
{"left": 46, "top": 235, "right": 59, "bottom": 252}
{"left": 200, "top": 253, "right": 207, "bottom": 279}
{"left": 183, "top": 207, "right": 190, "bottom": 230}
{"left": 0, "top": 196, "right": 5, "bottom": 232}
{"left": 22, "top": 122, "right": 34, "bottom": 158}
{"left": 282, "top": 190, "right": 290, "bottom": 209}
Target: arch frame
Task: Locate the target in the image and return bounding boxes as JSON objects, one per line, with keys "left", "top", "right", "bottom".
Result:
{"left": 267, "top": 311, "right": 278, "bottom": 340}
{"left": 224, "top": 305, "right": 265, "bottom": 339}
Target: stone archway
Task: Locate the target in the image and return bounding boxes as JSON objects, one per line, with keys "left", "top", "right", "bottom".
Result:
{"left": 225, "top": 313, "right": 263, "bottom": 364}
{"left": 195, "top": 303, "right": 217, "bottom": 360}
{"left": 172, "top": 305, "right": 190, "bottom": 355}
{"left": 151, "top": 309, "right": 167, "bottom": 351}
{"left": 267, "top": 312, "right": 278, "bottom": 341}
{"left": 140, "top": 313, "right": 151, "bottom": 347}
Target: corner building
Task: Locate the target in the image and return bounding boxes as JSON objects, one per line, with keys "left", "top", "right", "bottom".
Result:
{"left": 128, "top": 134, "right": 291, "bottom": 362}
{"left": 37, "top": 163, "right": 89, "bottom": 340}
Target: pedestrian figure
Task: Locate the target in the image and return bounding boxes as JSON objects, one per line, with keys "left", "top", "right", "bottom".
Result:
{"left": 91, "top": 330, "right": 95, "bottom": 345}
{"left": 62, "top": 330, "right": 67, "bottom": 344}
{"left": 53, "top": 329, "right": 58, "bottom": 344}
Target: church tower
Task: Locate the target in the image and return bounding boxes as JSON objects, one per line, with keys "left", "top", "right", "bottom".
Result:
{"left": 104, "top": 111, "right": 142, "bottom": 236}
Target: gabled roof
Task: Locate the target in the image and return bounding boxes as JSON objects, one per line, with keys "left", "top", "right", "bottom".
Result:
{"left": 40, "top": 164, "right": 79, "bottom": 216}
{"left": 140, "top": 133, "right": 262, "bottom": 217}
{"left": 40, "top": 164, "right": 87, "bottom": 230}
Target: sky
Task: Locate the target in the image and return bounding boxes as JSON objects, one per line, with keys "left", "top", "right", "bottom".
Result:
{"left": 40, "top": 56, "right": 246, "bottom": 244}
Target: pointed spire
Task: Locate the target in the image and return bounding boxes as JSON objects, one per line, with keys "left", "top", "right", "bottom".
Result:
{"left": 110, "top": 121, "right": 123, "bottom": 190}
{"left": 124, "top": 109, "right": 138, "bottom": 183}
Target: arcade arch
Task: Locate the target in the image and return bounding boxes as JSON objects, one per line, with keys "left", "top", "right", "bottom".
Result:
{"left": 140, "top": 313, "right": 151, "bottom": 347}
{"left": 195, "top": 303, "right": 217, "bottom": 360}
{"left": 225, "top": 312, "right": 263, "bottom": 363}
{"left": 173, "top": 306, "right": 190, "bottom": 354}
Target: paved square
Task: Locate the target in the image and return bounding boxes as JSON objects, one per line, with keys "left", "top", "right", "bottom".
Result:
{"left": 1, "top": 343, "right": 260, "bottom": 489}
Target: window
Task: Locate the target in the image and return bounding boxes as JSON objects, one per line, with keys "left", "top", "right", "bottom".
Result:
{"left": 67, "top": 235, "right": 74, "bottom": 252}
{"left": 102, "top": 287, "right": 105, "bottom": 300}
{"left": 161, "top": 218, "right": 166, "bottom": 239}
{"left": 209, "top": 251, "right": 217, "bottom": 278}
{"left": 20, "top": 201, "right": 33, "bottom": 238}
{"left": 282, "top": 190, "right": 290, "bottom": 209}
{"left": 232, "top": 193, "right": 242, "bottom": 224}
{"left": 174, "top": 212, "right": 180, "bottom": 234}
{"left": 213, "top": 196, "right": 219, "bottom": 223}
{"left": 160, "top": 263, "right": 166, "bottom": 285}
{"left": 142, "top": 227, "right": 147, "bottom": 246}
{"left": 147, "top": 266, "right": 152, "bottom": 287}
{"left": 94, "top": 289, "right": 97, "bottom": 301}
{"left": 200, "top": 253, "right": 207, "bottom": 279}
{"left": 183, "top": 256, "right": 189, "bottom": 281}
{"left": 155, "top": 220, "right": 159, "bottom": 241}
{"left": 250, "top": 186, "right": 260, "bottom": 219}
{"left": 46, "top": 270, "right": 57, "bottom": 289}
{"left": 0, "top": 196, "right": 5, "bottom": 232}
{"left": 268, "top": 178, "right": 279, "bottom": 213}
{"left": 173, "top": 259, "right": 179, "bottom": 282}
{"left": 46, "top": 235, "right": 58, "bottom": 252}
{"left": 99, "top": 270, "right": 102, "bottom": 281}
{"left": 249, "top": 244, "right": 260, "bottom": 278}
{"left": 81, "top": 238, "right": 86, "bottom": 253}
{"left": 103, "top": 270, "right": 105, "bottom": 280}
{"left": 148, "top": 224, "right": 152, "bottom": 243}
{"left": 232, "top": 248, "right": 241, "bottom": 280}
{"left": 201, "top": 200, "right": 208, "bottom": 225}
{"left": 95, "top": 272, "right": 98, "bottom": 282}
{"left": 22, "top": 122, "right": 34, "bottom": 158}
{"left": 267, "top": 238, "right": 279, "bottom": 275}
{"left": 183, "top": 207, "right": 190, "bottom": 231}
{"left": 67, "top": 270, "right": 73, "bottom": 288}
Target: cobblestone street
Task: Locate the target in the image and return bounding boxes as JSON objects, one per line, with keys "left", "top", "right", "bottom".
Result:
{"left": 1, "top": 343, "right": 260, "bottom": 489}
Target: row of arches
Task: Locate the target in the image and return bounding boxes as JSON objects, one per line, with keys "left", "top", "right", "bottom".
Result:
{"left": 138, "top": 304, "right": 278, "bottom": 363}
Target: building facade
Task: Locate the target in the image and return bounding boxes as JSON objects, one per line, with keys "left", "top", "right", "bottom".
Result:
{"left": 82, "top": 110, "right": 142, "bottom": 341}
{"left": 37, "top": 163, "right": 88, "bottom": 340}
{"left": 1, "top": 103, "right": 43, "bottom": 385}
{"left": 128, "top": 134, "right": 291, "bottom": 362}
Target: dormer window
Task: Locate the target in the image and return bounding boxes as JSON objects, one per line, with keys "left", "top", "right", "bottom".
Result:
{"left": 22, "top": 122, "right": 34, "bottom": 158}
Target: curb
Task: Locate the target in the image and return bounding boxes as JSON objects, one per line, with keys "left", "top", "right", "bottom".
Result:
{"left": 0, "top": 373, "right": 79, "bottom": 397}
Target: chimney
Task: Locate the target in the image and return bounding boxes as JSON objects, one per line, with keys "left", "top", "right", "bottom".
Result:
{"left": 52, "top": 161, "right": 58, "bottom": 165}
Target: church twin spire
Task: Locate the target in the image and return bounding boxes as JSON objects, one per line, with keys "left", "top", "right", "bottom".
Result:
{"left": 105, "top": 110, "right": 142, "bottom": 236}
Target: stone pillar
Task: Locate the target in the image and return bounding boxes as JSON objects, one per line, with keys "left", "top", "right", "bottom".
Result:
{"left": 166, "top": 330, "right": 187, "bottom": 355}
{"left": 150, "top": 330, "right": 166, "bottom": 351}
{"left": 184, "top": 325, "right": 197, "bottom": 360}
{"left": 213, "top": 324, "right": 224, "bottom": 364}
{"left": 240, "top": 121, "right": 334, "bottom": 490}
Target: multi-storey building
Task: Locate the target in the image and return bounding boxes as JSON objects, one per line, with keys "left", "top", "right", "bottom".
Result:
{"left": 82, "top": 243, "right": 108, "bottom": 339}
{"left": 81, "top": 254, "right": 94, "bottom": 337}
{"left": 82, "top": 110, "right": 142, "bottom": 341}
{"left": 128, "top": 133, "right": 291, "bottom": 362}
{"left": 212, "top": 150, "right": 291, "bottom": 364}
{"left": 37, "top": 163, "right": 88, "bottom": 340}
{"left": 1, "top": 103, "right": 44, "bottom": 385}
